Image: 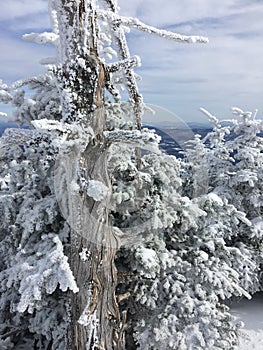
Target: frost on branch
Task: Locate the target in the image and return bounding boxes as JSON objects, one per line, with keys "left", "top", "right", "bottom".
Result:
{"left": 124, "top": 193, "right": 253, "bottom": 349}
{"left": 23, "top": 32, "right": 59, "bottom": 45}
{"left": 0, "top": 127, "right": 75, "bottom": 348}
{"left": 183, "top": 107, "right": 263, "bottom": 293}
{"left": 6, "top": 234, "right": 78, "bottom": 314}
{"left": 0, "top": 75, "right": 62, "bottom": 125}
{"left": 0, "top": 0, "right": 218, "bottom": 349}
{"left": 105, "top": 128, "right": 161, "bottom": 154}
{"left": 98, "top": 10, "right": 209, "bottom": 44}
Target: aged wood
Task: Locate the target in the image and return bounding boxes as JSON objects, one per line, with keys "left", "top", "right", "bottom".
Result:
{"left": 55, "top": 2, "right": 124, "bottom": 349}
{"left": 61, "top": 131, "right": 124, "bottom": 349}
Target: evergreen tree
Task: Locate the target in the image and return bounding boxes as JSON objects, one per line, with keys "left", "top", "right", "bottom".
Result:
{"left": 2, "top": 1, "right": 260, "bottom": 349}
{"left": 113, "top": 151, "right": 254, "bottom": 349}
{"left": 182, "top": 107, "right": 263, "bottom": 294}
{"left": 0, "top": 1, "right": 211, "bottom": 349}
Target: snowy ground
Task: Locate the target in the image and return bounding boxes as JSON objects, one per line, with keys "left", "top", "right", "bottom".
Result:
{"left": 231, "top": 293, "right": 263, "bottom": 350}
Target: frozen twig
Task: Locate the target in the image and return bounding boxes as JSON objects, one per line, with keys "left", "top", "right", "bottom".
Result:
{"left": 98, "top": 10, "right": 209, "bottom": 44}
{"left": 107, "top": 55, "right": 141, "bottom": 73}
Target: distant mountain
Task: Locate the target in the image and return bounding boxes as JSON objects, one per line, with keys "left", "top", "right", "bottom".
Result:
{"left": 151, "top": 124, "right": 263, "bottom": 157}
{"left": 144, "top": 124, "right": 212, "bottom": 157}
{"left": 186, "top": 121, "right": 212, "bottom": 129}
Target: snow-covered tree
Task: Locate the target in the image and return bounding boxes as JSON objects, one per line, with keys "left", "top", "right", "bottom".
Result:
{"left": 182, "top": 107, "right": 263, "bottom": 293}
{"left": 1, "top": 0, "right": 260, "bottom": 348}
{"left": 0, "top": 1, "right": 211, "bottom": 349}
{"left": 0, "top": 127, "right": 78, "bottom": 349}
{"left": 112, "top": 151, "right": 255, "bottom": 349}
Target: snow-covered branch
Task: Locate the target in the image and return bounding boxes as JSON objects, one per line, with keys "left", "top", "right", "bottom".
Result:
{"left": 104, "top": 128, "right": 161, "bottom": 153}
{"left": 0, "top": 128, "right": 44, "bottom": 148}
{"left": 200, "top": 107, "right": 220, "bottom": 127}
{"left": 23, "top": 32, "right": 59, "bottom": 45}
{"left": 98, "top": 10, "right": 209, "bottom": 44}
{"left": 104, "top": 128, "right": 160, "bottom": 143}
{"left": 100, "top": 1, "right": 143, "bottom": 130}
{"left": 0, "top": 90, "right": 12, "bottom": 104}
{"left": 107, "top": 55, "right": 141, "bottom": 73}
{"left": 11, "top": 75, "right": 53, "bottom": 89}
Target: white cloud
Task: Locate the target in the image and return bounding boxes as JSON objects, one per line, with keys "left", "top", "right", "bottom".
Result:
{"left": 0, "top": 0, "right": 263, "bottom": 122}
{"left": 118, "top": 0, "right": 262, "bottom": 28}
{"left": 0, "top": 0, "right": 47, "bottom": 21}
{"left": 0, "top": 1, "right": 52, "bottom": 84}
{"left": 117, "top": 0, "right": 263, "bottom": 121}
{"left": 0, "top": 35, "right": 54, "bottom": 83}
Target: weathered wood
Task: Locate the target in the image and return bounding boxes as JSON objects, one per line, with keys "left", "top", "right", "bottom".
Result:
{"left": 54, "top": 2, "right": 124, "bottom": 348}
{"left": 102, "top": 0, "right": 143, "bottom": 130}
{"left": 57, "top": 128, "right": 124, "bottom": 349}
{"left": 67, "top": 140, "right": 123, "bottom": 350}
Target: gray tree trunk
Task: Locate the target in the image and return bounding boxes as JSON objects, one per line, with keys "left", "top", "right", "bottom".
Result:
{"left": 55, "top": 1, "right": 124, "bottom": 348}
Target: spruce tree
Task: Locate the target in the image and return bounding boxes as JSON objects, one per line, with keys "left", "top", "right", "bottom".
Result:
{"left": 0, "top": 1, "right": 210, "bottom": 349}
{"left": 182, "top": 107, "right": 263, "bottom": 294}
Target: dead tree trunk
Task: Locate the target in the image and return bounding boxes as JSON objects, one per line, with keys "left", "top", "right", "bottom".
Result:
{"left": 52, "top": 1, "right": 208, "bottom": 348}
{"left": 63, "top": 140, "right": 124, "bottom": 350}
{"left": 54, "top": 1, "right": 124, "bottom": 349}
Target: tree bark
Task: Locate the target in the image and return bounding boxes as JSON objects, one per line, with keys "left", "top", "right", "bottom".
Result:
{"left": 54, "top": 1, "right": 124, "bottom": 348}
{"left": 64, "top": 139, "right": 124, "bottom": 350}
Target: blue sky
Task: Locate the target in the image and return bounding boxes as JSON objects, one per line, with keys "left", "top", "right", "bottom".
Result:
{"left": 1, "top": 0, "right": 263, "bottom": 123}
